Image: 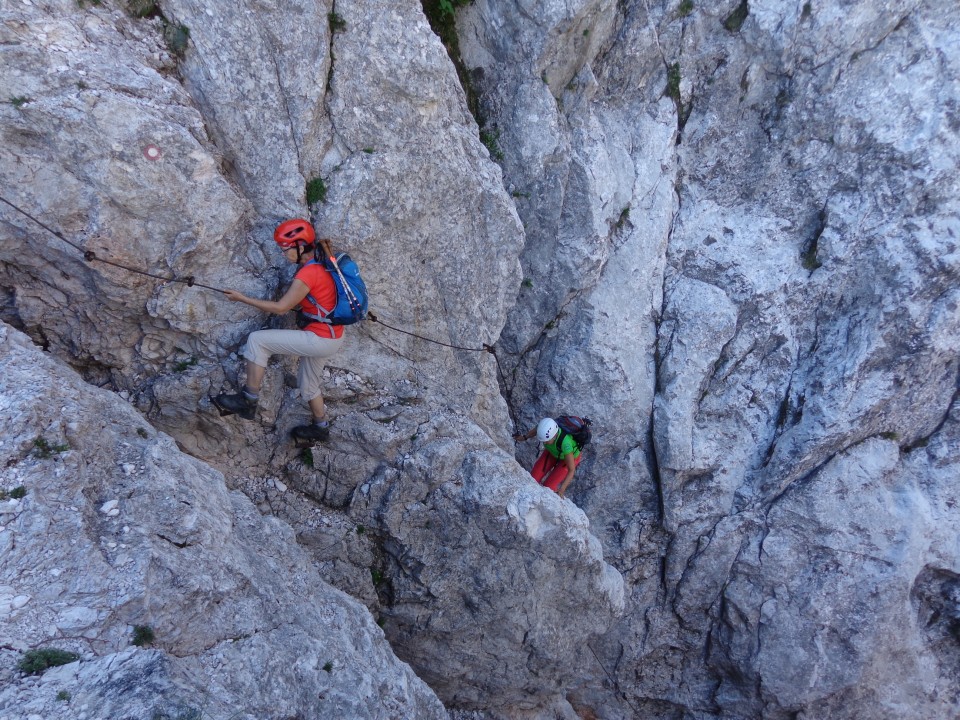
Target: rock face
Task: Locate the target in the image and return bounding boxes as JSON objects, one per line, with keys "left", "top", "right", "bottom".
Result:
{"left": 0, "top": 0, "right": 624, "bottom": 717}
{"left": 0, "top": 0, "right": 251, "bottom": 385}
{"left": 355, "top": 425, "right": 624, "bottom": 709}
{"left": 461, "top": 0, "right": 960, "bottom": 717}
{"left": 0, "top": 323, "right": 447, "bottom": 719}
{"left": 1, "top": 0, "right": 958, "bottom": 718}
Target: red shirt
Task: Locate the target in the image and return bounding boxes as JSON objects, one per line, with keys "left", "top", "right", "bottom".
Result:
{"left": 295, "top": 262, "right": 344, "bottom": 339}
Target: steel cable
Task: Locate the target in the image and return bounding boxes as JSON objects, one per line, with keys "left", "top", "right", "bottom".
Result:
{"left": 1, "top": 194, "right": 506, "bottom": 375}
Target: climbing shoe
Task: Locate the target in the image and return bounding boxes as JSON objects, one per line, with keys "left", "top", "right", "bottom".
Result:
{"left": 211, "top": 392, "right": 257, "bottom": 420}
{"left": 291, "top": 422, "right": 330, "bottom": 445}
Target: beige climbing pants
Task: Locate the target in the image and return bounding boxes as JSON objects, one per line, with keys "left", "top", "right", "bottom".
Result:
{"left": 242, "top": 329, "right": 343, "bottom": 402}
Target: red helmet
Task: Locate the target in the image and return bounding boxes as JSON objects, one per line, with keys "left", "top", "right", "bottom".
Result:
{"left": 273, "top": 218, "right": 316, "bottom": 249}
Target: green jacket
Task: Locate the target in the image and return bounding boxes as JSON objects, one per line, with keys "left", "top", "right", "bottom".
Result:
{"left": 545, "top": 433, "right": 580, "bottom": 460}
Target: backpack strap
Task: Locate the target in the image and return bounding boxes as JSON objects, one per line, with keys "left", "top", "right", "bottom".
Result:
{"left": 301, "top": 295, "right": 331, "bottom": 322}
{"left": 553, "top": 428, "right": 578, "bottom": 458}
{"left": 297, "top": 260, "right": 337, "bottom": 336}
{"left": 296, "top": 261, "right": 328, "bottom": 321}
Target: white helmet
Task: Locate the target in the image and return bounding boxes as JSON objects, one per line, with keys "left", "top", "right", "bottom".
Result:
{"left": 536, "top": 418, "right": 559, "bottom": 443}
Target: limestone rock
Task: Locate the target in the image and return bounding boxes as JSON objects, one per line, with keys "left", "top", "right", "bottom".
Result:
{"left": 0, "top": 0, "right": 254, "bottom": 388}
{"left": 0, "top": 1, "right": 625, "bottom": 716}
{"left": 462, "top": 0, "right": 960, "bottom": 717}
{"left": 2, "top": 0, "right": 959, "bottom": 717}
{"left": 0, "top": 323, "right": 446, "bottom": 720}
{"left": 354, "top": 420, "right": 625, "bottom": 711}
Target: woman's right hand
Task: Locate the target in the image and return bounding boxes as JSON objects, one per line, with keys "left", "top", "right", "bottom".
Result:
{"left": 223, "top": 290, "right": 248, "bottom": 303}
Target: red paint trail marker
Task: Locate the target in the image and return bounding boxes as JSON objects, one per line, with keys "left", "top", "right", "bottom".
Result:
{"left": 142, "top": 145, "right": 162, "bottom": 161}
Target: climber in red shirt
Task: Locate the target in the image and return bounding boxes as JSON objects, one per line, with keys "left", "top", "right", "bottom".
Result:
{"left": 212, "top": 218, "right": 343, "bottom": 443}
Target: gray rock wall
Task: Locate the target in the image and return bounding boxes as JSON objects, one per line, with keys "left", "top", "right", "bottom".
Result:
{"left": 0, "top": 0, "right": 958, "bottom": 718}
{"left": 462, "top": 0, "right": 959, "bottom": 717}
{"left": 0, "top": 0, "right": 259, "bottom": 391}
{"left": 0, "top": 323, "right": 447, "bottom": 719}
{"left": 0, "top": 0, "right": 624, "bottom": 717}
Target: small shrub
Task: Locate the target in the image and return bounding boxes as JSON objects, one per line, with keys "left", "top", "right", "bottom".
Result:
{"left": 370, "top": 568, "right": 383, "bottom": 584}
{"left": 356, "top": 525, "right": 365, "bottom": 535}
{"left": 9, "top": 96, "right": 31, "bottom": 108}
{"left": 521, "top": 278, "right": 533, "bottom": 289}
{"left": 328, "top": 12, "right": 346, "bottom": 32}
{"left": 800, "top": 245, "right": 821, "bottom": 271}
{"left": 666, "top": 63, "right": 681, "bottom": 104}
{"left": 126, "top": 0, "right": 158, "bottom": 18}
{"left": 362, "top": 147, "right": 374, "bottom": 154}
{"left": 724, "top": 0, "right": 749, "bottom": 32}
{"left": 426, "top": 0, "right": 472, "bottom": 22}
{"left": 137, "top": 428, "right": 149, "bottom": 439}
{"left": 132, "top": 625, "right": 155, "bottom": 647}
{"left": 76, "top": 80, "right": 89, "bottom": 91}
{"left": 17, "top": 648, "right": 79, "bottom": 675}
{"left": 173, "top": 357, "right": 197, "bottom": 373}
{"left": 33, "top": 437, "right": 70, "bottom": 459}
{"left": 801, "top": 2, "right": 812, "bottom": 20}
{"left": 10, "top": 486, "right": 26, "bottom": 499}
{"left": 323, "top": 661, "right": 333, "bottom": 672}
{"left": 678, "top": 0, "right": 694, "bottom": 17}
{"left": 376, "top": 617, "right": 386, "bottom": 627}
{"left": 480, "top": 129, "right": 503, "bottom": 161}
{"left": 301, "top": 448, "right": 315, "bottom": 468}
{"left": 57, "top": 690, "right": 71, "bottom": 701}
{"left": 306, "top": 177, "right": 327, "bottom": 205}
{"left": 164, "top": 23, "right": 190, "bottom": 57}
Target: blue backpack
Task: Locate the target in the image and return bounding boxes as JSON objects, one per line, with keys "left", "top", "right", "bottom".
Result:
{"left": 300, "top": 253, "right": 368, "bottom": 326}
